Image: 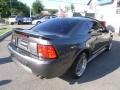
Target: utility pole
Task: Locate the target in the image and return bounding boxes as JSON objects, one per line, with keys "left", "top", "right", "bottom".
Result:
{"left": 29, "top": 6, "right": 32, "bottom": 17}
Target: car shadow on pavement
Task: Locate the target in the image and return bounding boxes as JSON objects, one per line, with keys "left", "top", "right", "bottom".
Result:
{"left": 0, "top": 80, "right": 12, "bottom": 86}
{"left": 60, "top": 40, "right": 120, "bottom": 85}
{"left": 0, "top": 56, "right": 12, "bottom": 65}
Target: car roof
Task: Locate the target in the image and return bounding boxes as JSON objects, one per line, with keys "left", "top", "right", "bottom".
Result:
{"left": 71, "top": 17, "right": 93, "bottom": 21}
{"left": 51, "top": 17, "right": 93, "bottom": 22}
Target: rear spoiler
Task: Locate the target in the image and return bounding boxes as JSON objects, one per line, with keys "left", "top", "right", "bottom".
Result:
{"left": 14, "top": 30, "right": 56, "bottom": 40}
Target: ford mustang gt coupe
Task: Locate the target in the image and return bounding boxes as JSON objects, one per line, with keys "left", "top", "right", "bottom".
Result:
{"left": 8, "top": 17, "right": 113, "bottom": 79}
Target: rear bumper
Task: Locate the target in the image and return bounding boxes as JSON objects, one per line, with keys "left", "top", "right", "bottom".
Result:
{"left": 8, "top": 44, "right": 71, "bottom": 78}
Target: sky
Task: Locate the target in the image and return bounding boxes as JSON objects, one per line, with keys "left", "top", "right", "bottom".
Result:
{"left": 19, "top": 0, "right": 89, "bottom": 9}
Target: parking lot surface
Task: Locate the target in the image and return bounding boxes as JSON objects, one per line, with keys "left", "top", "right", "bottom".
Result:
{"left": 0, "top": 25, "right": 120, "bottom": 90}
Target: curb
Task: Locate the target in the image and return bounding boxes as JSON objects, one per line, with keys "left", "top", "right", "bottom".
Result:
{"left": 0, "top": 30, "right": 12, "bottom": 42}
{"left": 0, "top": 28, "right": 23, "bottom": 42}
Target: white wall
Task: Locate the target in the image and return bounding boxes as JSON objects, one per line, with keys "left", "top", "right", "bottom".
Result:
{"left": 96, "top": 1, "right": 120, "bottom": 33}
{"left": 73, "top": 1, "right": 120, "bottom": 33}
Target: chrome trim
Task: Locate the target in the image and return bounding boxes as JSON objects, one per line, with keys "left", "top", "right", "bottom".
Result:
{"left": 88, "top": 47, "right": 106, "bottom": 63}
{"left": 92, "top": 44, "right": 107, "bottom": 55}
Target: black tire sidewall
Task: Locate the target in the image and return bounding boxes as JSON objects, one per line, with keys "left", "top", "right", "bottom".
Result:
{"left": 18, "top": 21, "right": 22, "bottom": 25}
{"left": 71, "top": 52, "right": 87, "bottom": 79}
{"left": 106, "top": 39, "right": 112, "bottom": 51}
{"left": 36, "top": 21, "right": 41, "bottom": 25}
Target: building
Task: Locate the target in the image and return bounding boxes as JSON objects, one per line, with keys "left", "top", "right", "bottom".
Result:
{"left": 96, "top": 0, "right": 120, "bottom": 33}
{"left": 87, "top": 0, "right": 120, "bottom": 33}
{"left": 74, "top": 0, "right": 120, "bottom": 33}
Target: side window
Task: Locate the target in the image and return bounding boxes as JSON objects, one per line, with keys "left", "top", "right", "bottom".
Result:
{"left": 74, "top": 21, "right": 93, "bottom": 35}
{"left": 92, "top": 21, "right": 103, "bottom": 32}
{"left": 44, "top": 16, "right": 50, "bottom": 19}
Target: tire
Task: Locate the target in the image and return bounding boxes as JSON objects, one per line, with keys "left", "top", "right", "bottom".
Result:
{"left": 71, "top": 53, "right": 88, "bottom": 79}
{"left": 18, "top": 21, "right": 22, "bottom": 25}
{"left": 29, "top": 22, "right": 32, "bottom": 25}
{"left": 11, "top": 22, "right": 14, "bottom": 25}
{"left": 36, "top": 21, "right": 41, "bottom": 25}
{"left": 106, "top": 39, "right": 112, "bottom": 51}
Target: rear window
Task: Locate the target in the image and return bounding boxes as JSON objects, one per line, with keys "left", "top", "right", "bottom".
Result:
{"left": 31, "top": 18, "right": 80, "bottom": 35}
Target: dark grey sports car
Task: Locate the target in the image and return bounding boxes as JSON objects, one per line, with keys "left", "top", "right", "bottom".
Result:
{"left": 8, "top": 17, "right": 113, "bottom": 79}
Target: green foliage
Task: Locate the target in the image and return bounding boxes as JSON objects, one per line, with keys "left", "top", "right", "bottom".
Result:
{"left": 0, "top": 0, "right": 30, "bottom": 18}
{"left": 10, "top": 8, "right": 19, "bottom": 15}
{"left": 13, "top": 2, "right": 29, "bottom": 16}
{"left": 45, "top": 9, "right": 57, "bottom": 14}
{"left": 0, "top": 28, "right": 10, "bottom": 35}
{"left": 71, "top": 4, "right": 75, "bottom": 12}
{"left": 0, "top": 0, "right": 10, "bottom": 17}
{"left": 32, "top": 0, "right": 44, "bottom": 15}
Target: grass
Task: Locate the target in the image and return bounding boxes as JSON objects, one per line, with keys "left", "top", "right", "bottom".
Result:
{"left": 0, "top": 28, "right": 10, "bottom": 35}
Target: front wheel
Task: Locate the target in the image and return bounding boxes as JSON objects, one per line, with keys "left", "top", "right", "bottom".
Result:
{"left": 36, "top": 21, "right": 41, "bottom": 25}
{"left": 18, "top": 21, "right": 22, "bottom": 25}
{"left": 10, "top": 22, "right": 14, "bottom": 25}
{"left": 71, "top": 53, "right": 88, "bottom": 79}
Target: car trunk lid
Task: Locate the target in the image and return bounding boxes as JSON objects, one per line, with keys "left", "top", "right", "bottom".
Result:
{"left": 13, "top": 30, "right": 60, "bottom": 59}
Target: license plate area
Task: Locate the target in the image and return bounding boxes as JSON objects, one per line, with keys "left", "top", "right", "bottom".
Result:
{"left": 18, "top": 38, "right": 29, "bottom": 50}
{"left": 18, "top": 48, "right": 30, "bottom": 56}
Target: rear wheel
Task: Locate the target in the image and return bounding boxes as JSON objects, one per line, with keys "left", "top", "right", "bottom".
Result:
{"left": 36, "top": 21, "right": 41, "bottom": 25}
{"left": 71, "top": 53, "right": 87, "bottom": 79}
{"left": 106, "top": 39, "right": 112, "bottom": 51}
{"left": 18, "top": 21, "right": 22, "bottom": 25}
{"left": 11, "top": 22, "right": 14, "bottom": 25}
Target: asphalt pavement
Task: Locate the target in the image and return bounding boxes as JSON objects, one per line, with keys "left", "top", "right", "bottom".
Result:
{"left": 0, "top": 25, "right": 120, "bottom": 90}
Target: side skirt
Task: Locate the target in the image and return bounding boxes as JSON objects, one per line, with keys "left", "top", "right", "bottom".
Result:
{"left": 88, "top": 47, "right": 106, "bottom": 63}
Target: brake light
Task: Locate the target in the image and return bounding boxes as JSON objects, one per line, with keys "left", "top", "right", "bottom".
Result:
{"left": 37, "top": 44, "right": 57, "bottom": 59}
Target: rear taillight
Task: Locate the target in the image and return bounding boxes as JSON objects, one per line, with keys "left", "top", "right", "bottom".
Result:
{"left": 37, "top": 44, "right": 58, "bottom": 59}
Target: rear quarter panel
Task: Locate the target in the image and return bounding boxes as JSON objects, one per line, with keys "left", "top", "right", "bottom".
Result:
{"left": 49, "top": 35, "right": 90, "bottom": 72}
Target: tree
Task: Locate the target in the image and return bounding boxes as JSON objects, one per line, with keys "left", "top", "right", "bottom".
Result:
{"left": 10, "top": 8, "right": 18, "bottom": 15}
{"left": 0, "top": 0, "right": 11, "bottom": 17}
{"left": 32, "top": 0, "right": 44, "bottom": 15}
{"left": 14, "top": 2, "right": 29, "bottom": 16}
{"left": 70, "top": 4, "right": 75, "bottom": 12}
{"left": 45, "top": 9, "right": 57, "bottom": 14}
{"left": 0, "top": 0, "right": 30, "bottom": 17}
